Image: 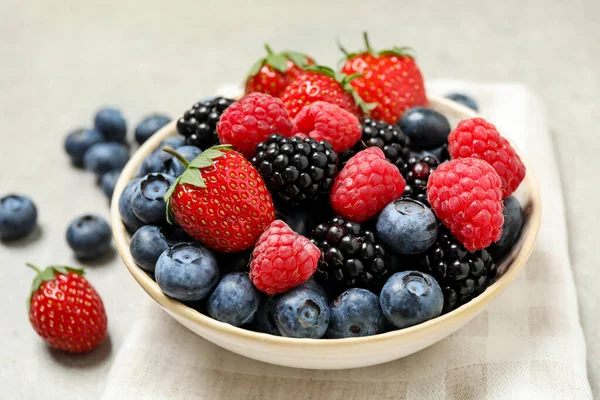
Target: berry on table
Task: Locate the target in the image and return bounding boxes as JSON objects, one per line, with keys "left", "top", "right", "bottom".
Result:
{"left": 167, "top": 145, "right": 202, "bottom": 177}
{"left": 100, "top": 168, "right": 121, "bottom": 199}
{"left": 207, "top": 272, "right": 260, "bottom": 327}
{"left": 252, "top": 134, "right": 339, "bottom": 204}
{"left": 326, "top": 288, "right": 385, "bottom": 338}
{"left": 445, "top": 93, "right": 479, "bottom": 111}
{"left": 155, "top": 243, "right": 219, "bottom": 302}
{"left": 330, "top": 147, "right": 406, "bottom": 222}
{"left": 216, "top": 93, "right": 294, "bottom": 157}
{"left": 380, "top": 271, "right": 444, "bottom": 329}
{"left": 66, "top": 215, "right": 112, "bottom": 259}
{"left": 131, "top": 173, "right": 176, "bottom": 225}
{"left": 94, "top": 107, "right": 127, "bottom": 142}
{"left": 427, "top": 157, "right": 504, "bottom": 251}
{"left": 397, "top": 107, "right": 451, "bottom": 150}
{"left": 250, "top": 220, "right": 320, "bottom": 295}
{"left": 83, "top": 142, "right": 130, "bottom": 176}
{"left": 27, "top": 264, "right": 107, "bottom": 353}
{"left": 273, "top": 287, "right": 330, "bottom": 338}
{"left": 118, "top": 178, "right": 145, "bottom": 233}
{"left": 488, "top": 196, "right": 524, "bottom": 260}
{"left": 376, "top": 198, "right": 438, "bottom": 255}
{"left": 64, "top": 128, "right": 104, "bottom": 166}
{"left": 0, "top": 194, "right": 38, "bottom": 241}
{"left": 135, "top": 114, "right": 171, "bottom": 144}
{"left": 177, "top": 97, "right": 235, "bottom": 150}
{"left": 129, "top": 225, "right": 170, "bottom": 273}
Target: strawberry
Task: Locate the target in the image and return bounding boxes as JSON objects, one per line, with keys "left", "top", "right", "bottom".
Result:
{"left": 27, "top": 264, "right": 107, "bottom": 353}
{"left": 245, "top": 44, "right": 314, "bottom": 98}
{"left": 164, "top": 145, "right": 275, "bottom": 253}
{"left": 339, "top": 32, "right": 428, "bottom": 124}
{"left": 280, "top": 65, "right": 373, "bottom": 119}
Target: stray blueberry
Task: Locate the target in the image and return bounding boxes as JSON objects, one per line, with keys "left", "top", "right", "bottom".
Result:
{"left": 445, "top": 93, "right": 479, "bottom": 111}
{"left": 64, "top": 128, "right": 104, "bottom": 166}
{"left": 207, "top": 272, "right": 260, "bottom": 327}
{"left": 94, "top": 107, "right": 127, "bottom": 142}
{"left": 326, "top": 288, "right": 384, "bottom": 338}
{"left": 168, "top": 145, "right": 202, "bottom": 177}
{"left": 131, "top": 173, "right": 175, "bottom": 225}
{"left": 118, "top": 178, "right": 145, "bottom": 233}
{"left": 489, "top": 196, "right": 524, "bottom": 259}
{"left": 135, "top": 114, "right": 171, "bottom": 144}
{"left": 130, "top": 225, "right": 170, "bottom": 273}
{"left": 0, "top": 194, "right": 38, "bottom": 241}
{"left": 66, "top": 215, "right": 112, "bottom": 259}
{"left": 398, "top": 107, "right": 451, "bottom": 150}
{"left": 101, "top": 169, "right": 122, "bottom": 200}
{"left": 273, "top": 287, "right": 330, "bottom": 338}
{"left": 83, "top": 142, "right": 130, "bottom": 176}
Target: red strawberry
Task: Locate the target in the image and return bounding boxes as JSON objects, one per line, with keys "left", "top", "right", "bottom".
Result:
{"left": 27, "top": 264, "right": 107, "bottom": 353}
{"left": 280, "top": 65, "right": 372, "bottom": 119}
{"left": 165, "top": 145, "right": 276, "bottom": 253}
{"left": 339, "top": 32, "right": 427, "bottom": 124}
{"left": 245, "top": 45, "right": 314, "bottom": 98}
{"left": 250, "top": 220, "right": 320, "bottom": 295}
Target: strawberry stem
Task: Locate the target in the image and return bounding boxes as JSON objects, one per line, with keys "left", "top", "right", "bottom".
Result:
{"left": 264, "top": 44, "right": 274, "bottom": 55}
{"left": 163, "top": 148, "right": 190, "bottom": 169}
{"left": 337, "top": 38, "right": 349, "bottom": 56}
{"left": 26, "top": 263, "right": 40, "bottom": 274}
{"left": 363, "top": 32, "right": 374, "bottom": 54}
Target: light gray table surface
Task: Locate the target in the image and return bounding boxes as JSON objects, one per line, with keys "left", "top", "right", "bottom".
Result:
{"left": 1, "top": 0, "right": 598, "bottom": 398}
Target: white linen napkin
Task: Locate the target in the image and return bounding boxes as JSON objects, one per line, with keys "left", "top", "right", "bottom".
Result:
{"left": 101, "top": 81, "right": 592, "bottom": 400}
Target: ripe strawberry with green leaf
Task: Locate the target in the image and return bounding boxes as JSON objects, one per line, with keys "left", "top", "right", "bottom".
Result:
{"left": 27, "top": 264, "right": 107, "bottom": 353}
{"left": 164, "top": 145, "right": 275, "bottom": 253}
{"left": 245, "top": 45, "right": 314, "bottom": 98}
{"left": 339, "top": 32, "right": 428, "bottom": 124}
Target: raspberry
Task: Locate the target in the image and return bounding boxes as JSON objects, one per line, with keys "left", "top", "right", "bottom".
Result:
{"left": 427, "top": 157, "right": 504, "bottom": 251}
{"left": 448, "top": 118, "right": 526, "bottom": 198}
{"left": 250, "top": 220, "right": 320, "bottom": 295}
{"left": 330, "top": 147, "right": 406, "bottom": 222}
{"left": 293, "top": 101, "right": 361, "bottom": 153}
{"left": 216, "top": 93, "right": 294, "bottom": 157}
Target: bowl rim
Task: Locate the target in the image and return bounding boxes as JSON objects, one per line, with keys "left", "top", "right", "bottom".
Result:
{"left": 110, "top": 95, "right": 542, "bottom": 346}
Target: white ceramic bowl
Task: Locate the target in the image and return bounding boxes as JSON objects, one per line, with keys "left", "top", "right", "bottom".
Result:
{"left": 111, "top": 96, "right": 541, "bottom": 370}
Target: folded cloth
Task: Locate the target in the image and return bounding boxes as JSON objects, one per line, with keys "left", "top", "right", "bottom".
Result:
{"left": 101, "top": 81, "right": 592, "bottom": 400}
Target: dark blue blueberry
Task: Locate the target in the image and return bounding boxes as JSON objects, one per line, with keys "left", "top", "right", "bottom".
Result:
{"left": 94, "top": 107, "right": 127, "bottom": 142}
{"left": 138, "top": 150, "right": 172, "bottom": 176}
{"left": 489, "top": 196, "right": 524, "bottom": 259}
{"left": 160, "top": 137, "right": 186, "bottom": 150}
{"left": 445, "top": 93, "right": 479, "bottom": 111}
{"left": 398, "top": 107, "right": 451, "bottom": 150}
{"left": 100, "top": 169, "right": 122, "bottom": 199}
{"left": 207, "top": 272, "right": 260, "bottom": 326}
{"left": 0, "top": 195, "right": 38, "bottom": 241}
{"left": 376, "top": 199, "right": 438, "bottom": 255}
{"left": 297, "top": 277, "right": 328, "bottom": 302}
{"left": 129, "top": 225, "right": 170, "bottom": 273}
{"left": 380, "top": 271, "right": 443, "bottom": 329}
{"left": 214, "top": 249, "right": 252, "bottom": 275}
{"left": 159, "top": 223, "right": 192, "bottom": 246}
{"left": 274, "top": 203, "right": 315, "bottom": 237}
{"left": 326, "top": 288, "right": 384, "bottom": 338}
{"left": 118, "top": 178, "right": 145, "bottom": 233}
{"left": 251, "top": 294, "right": 280, "bottom": 335}
{"left": 156, "top": 243, "right": 219, "bottom": 301}
{"left": 64, "top": 128, "right": 104, "bottom": 166}
{"left": 135, "top": 114, "right": 171, "bottom": 144}
{"left": 83, "top": 142, "right": 130, "bottom": 176}
{"left": 273, "top": 287, "right": 330, "bottom": 338}
{"left": 168, "top": 145, "right": 202, "bottom": 177}
{"left": 66, "top": 215, "right": 112, "bottom": 259}
{"left": 131, "top": 173, "right": 175, "bottom": 225}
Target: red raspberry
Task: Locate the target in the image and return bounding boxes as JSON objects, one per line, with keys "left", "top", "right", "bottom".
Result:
{"left": 330, "top": 147, "right": 406, "bottom": 222}
{"left": 427, "top": 157, "right": 504, "bottom": 251}
{"left": 448, "top": 117, "right": 526, "bottom": 198}
{"left": 250, "top": 220, "right": 320, "bottom": 295}
{"left": 293, "top": 101, "right": 362, "bottom": 152}
{"left": 217, "top": 93, "right": 294, "bottom": 157}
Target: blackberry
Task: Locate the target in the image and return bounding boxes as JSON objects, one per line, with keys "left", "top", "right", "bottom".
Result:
{"left": 176, "top": 97, "right": 235, "bottom": 150}
{"left": 419, "top": 229, "right": 498, "bottom": 313}
{"left": 402, "top": 155, "right": 439, "bottom": 205}
{"left": 310, "top": 217, "right": 390, "bottom": 294}
{"left": 251, "top": 134, "right": 339, "bottom": 204}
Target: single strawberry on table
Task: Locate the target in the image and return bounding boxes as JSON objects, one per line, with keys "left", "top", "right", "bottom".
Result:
{"left": 164, "top": 145, "right": 276, "bottom": 253}
{"left": 339, "top": 32, "right": 427, "bottom": 124}
{"left": 27, "top": 264, "right": 107, "bottom": 353}
{"left": 245, "top": 44, "right": 314, "bottom": 98}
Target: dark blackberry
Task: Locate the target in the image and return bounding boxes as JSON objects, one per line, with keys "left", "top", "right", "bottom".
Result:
{"left": 176, "top": 97, "right": 235, "bottom": 150}
{"left": 401, "top": 155, "right": 439, "bottom": 205}
{"left": 251, "top": 134, "right": 339, "bottom": 204}
{"left": 310, "top": 217, "right": 390, "bottom": 294}
{"left": 419, "top": 229, "right": 498, "bottom": 313}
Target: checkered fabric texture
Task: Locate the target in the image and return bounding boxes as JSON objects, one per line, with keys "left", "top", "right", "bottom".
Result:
{"left": 101, "top": 82, "right": 592, "bottom": 400}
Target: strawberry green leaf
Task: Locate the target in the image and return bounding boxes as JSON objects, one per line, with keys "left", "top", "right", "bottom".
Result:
{"left": 266, "top": 53, "right": 288, "bottom": 73}
{"left": 188, "top": 157, "right": 214, "bottom": 169}
{"left": 247, "top": 58, "right": 266, "bottom": 78}
{"left": 304, "top": 64, "right": 337, "bottom": 78}
{"left": 285, "top": 52, "right": 310, "bottom": 68}
{"left": 380, "top": 46, "right": 416, "bottom": 59}
{"left": 180, "top": 169, "right": 206, "bottom": 188}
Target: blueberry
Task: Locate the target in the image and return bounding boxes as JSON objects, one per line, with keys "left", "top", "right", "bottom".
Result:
{"left": 0, "top": 195, "right": 38, "bottom": 240}
{"left": 159, "top": 223, "right": 192, "bottom": 246}
{"left": 398, "top": 107, "right": 451, "bottom": 150}
{"left": 326, "top": 288, "right": 384, "bottom": 338}
{"left": 214, "top": 249, "right": 252, "bottom": 275}
{"left": 252, "top": 294, "right": 280, "bottom": 335}
{"left": 167, "top": 145, "right": 202, "bottom": 177}
{"left": 274, "top": 204, "right": 315, "bottom": 236}
{"left": 118, "top": 178, "right": 145, "bottom": 232}
{"left": 160, "top": 137, "right": 186, "bottom": 150}
{"left": 273, "top": 287, "right": 330, "bottom": 338}
{"left": 129, "top": 225, "right": 170, "bottom": 273}
{"left": 131, "top": 173, "right": 175, "bottom": 225}
{"left": 64, "top": 128, "right": 104, "bottom": 166}
{"left": 156, "top": 243, "right": 219, "bottom": 301}
{"left": 376, "top": 199, "right": 438, "bottom": 254}
{"left": 83, "top": 142, "right": 130, "bottom": 176}
{"left": 94, "top": 107, "right": 127, "bottom": 142}
{"left": 207, "top": 272, "right": 260, "bottom": 326}
{"left": 445, "top": 93, "right": 479, "bottom": 111}
{"left": 138, "top": 150, "right": 172, "bottom": 176}
{"left": 66, "top": 215, "right": 112, "bottom": 259}
{"left": 135, "top": 114, "right": 171, "bottom": 144}
{"left": 100, "top": 169, "right": 122, "bottom": 199}
{"left": 297, "top": 277, "right": 328, "bottom": 302}
{"left": 380, "top": 271, "right": 443, "bottom": 329}
{"left": 489, "top": 196, "right": 524, "bottom": 259}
